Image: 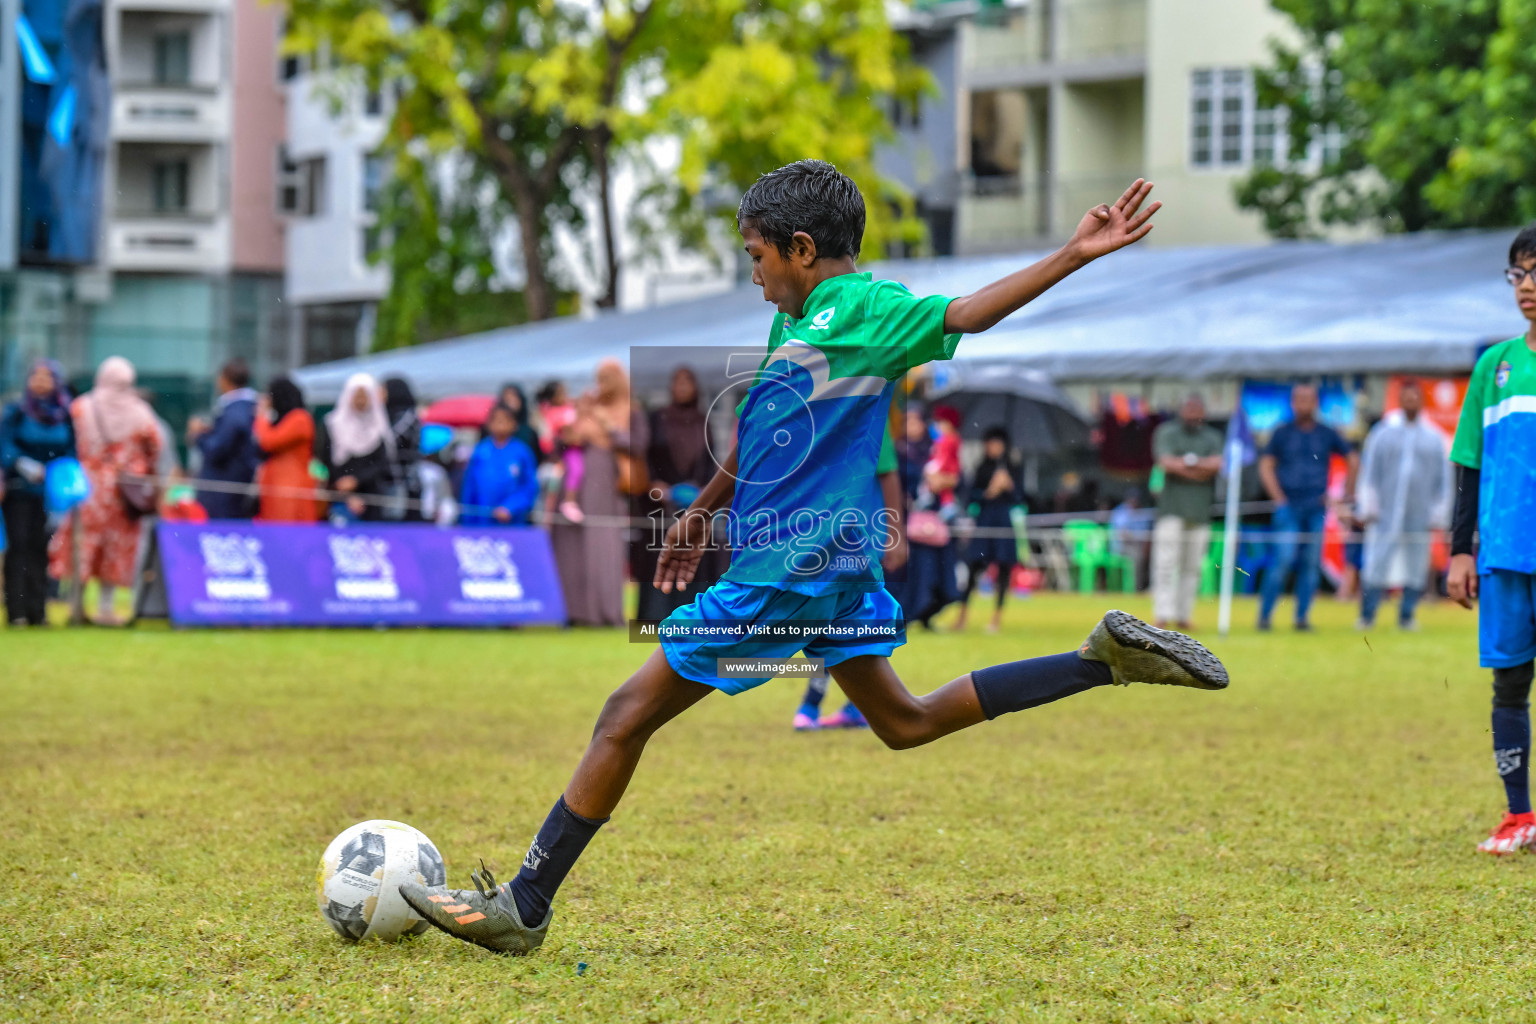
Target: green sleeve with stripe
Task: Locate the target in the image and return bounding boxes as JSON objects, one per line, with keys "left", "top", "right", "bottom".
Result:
{"left": 1451, "top": 346, "right": 1495, "bottom": 469}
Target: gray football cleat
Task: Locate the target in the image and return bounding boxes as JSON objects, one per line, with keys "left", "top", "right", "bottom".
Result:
{"left": 1079, "top": 609, "right": 1229, "bottom": 690}
{"left": 398, "top": 860, "right": 551, "bottom": 955}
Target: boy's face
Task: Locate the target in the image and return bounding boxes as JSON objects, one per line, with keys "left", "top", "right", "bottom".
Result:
{"left": 488, "top": 411, "right": 514, "bottom": 442}
{"left": 1514, "top": 253, "right": 1536, "bottom": 325}
{"left": 740, "top": 225, "right": 816, "bottom": 318}
{"left": 985, "top": 438, "right": 1005, "bottom": 458}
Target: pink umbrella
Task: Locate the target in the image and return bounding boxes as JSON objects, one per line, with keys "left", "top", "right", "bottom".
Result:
{"left": 422, "top": 394, "right": 496, "bottom": 428}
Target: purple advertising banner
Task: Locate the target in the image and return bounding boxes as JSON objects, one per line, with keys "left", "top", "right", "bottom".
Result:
{"left": 156, "top": 522, "right": 567, "bottom": 627}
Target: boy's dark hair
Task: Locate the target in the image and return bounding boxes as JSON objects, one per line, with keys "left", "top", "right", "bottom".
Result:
{"left": 736, "top": 160, "right": 866, "bottom": 261}
{"left": 485, "top": 402, "right": 517, "bottom": 429}
{"left": 983, "top": 425, "right": 1010, "bottom": 445}
{"left": 220, "top": 357, "right": 250, "bottom": 389}
{"left": 535, "top": 380, "right": 563, "bottom": 405}
{"left": 1510, "top": 224, "right": 1536, "bottom": 266}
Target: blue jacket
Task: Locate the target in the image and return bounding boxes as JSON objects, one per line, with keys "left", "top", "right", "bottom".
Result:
{"left": 459, "top": 436, "right": 538, "bottom": 526}
{"left": 196, "top": 389, "right": 261, "bottom": 519}
{"left": 0, "top": 402, "right": 77, "bottom": 496}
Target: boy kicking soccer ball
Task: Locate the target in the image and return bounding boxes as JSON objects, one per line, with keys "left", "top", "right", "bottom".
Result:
{"left": 1449, "top": 224, "right": 1536, "bottom": 855}
{"left": 400, "top": 161, "right": 1229, "bottom": 953}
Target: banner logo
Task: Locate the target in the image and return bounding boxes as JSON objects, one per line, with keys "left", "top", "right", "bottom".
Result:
{"left": 453, "top": 536, "right": 524, "bottom": 601}
{"left": 328, "top": 535, "right": 399, "bottom": 601}
{"left": 198, "top": 533, "right": 270, "bottom": 600}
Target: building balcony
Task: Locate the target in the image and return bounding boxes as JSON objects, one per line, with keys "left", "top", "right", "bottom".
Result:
{"left": 965, "top": 0, "right": 1148, "bottom": 88}
{"left": 111, "top": 82, "right": 228, "bottom": 142}
{"left": 107, "top": 211, "right": 229, "bottom": 273}
{"left": 113, "top": 0, "right": 227, "bottom": 13}
{"left": 956, "top": 171, "right": 1142, "bottom": 253}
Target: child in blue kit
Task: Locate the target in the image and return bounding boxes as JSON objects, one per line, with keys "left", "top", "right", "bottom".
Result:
{"left": 1449, "top": 223, "right": 1536, "bottom": 854}
{"left": 401, "top": 161, "right": 1228, "bottom": 954}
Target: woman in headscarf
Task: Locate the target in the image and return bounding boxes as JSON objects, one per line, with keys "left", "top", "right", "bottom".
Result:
{"left": 382, "top": 377, "right": 423, "bottom": 521}
{"left": 550, "top": 358, "right": 645, "bottom": 626}
{"left": 319, "top": 373, "right": 395, "bottom": 522}
{"left": 496, "top": 382, "right": 542, "bottom": 458}
{"left": 1, "top": 360, "right": 76, "bottom": 625}
{"left": 634, "top": 365, "right": 720, "bottom": 622}
{"left": 47, "top": 356, "right": 162, "bottom": 626}
{"left": 252, "top": 376, "right": 321, "bottom": 522}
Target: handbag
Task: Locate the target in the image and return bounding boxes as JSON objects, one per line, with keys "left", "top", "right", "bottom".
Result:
{"left": 88, "top": 398, "right": 158, "bottom": 518}
{"left": 616, "top": 451, "right": 649, "bottom": 497}
{"left": 907, "top": 508, "right": 950, "bottom": 547}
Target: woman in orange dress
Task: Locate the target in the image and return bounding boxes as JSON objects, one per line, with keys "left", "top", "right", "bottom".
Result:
{"left": 252, "top": 377, "right": 321, "bottom": 522}
{"left": 48, "top": 357, "right": 162, "bottom": 626}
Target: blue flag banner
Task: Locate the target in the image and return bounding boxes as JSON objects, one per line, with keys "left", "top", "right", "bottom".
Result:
{"left": 156, "top": 522, "right": 567, "bottom": 627}
{"left": 1224, "top": 403, "right": 1257, "bottom": 469}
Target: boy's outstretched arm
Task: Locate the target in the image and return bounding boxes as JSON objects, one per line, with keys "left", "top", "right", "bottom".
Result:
{"left": 944, "top": 179, "right": 1160, "bottom": 335}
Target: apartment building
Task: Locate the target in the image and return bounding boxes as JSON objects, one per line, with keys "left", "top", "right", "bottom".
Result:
{"left": 0, "top": 0, "right": 286, "bottom": 404}
{"left": 887, "top": 0, "right": 1307, "bottom": 254}
{"left": 279, "top": 59, "right": 389, "bottom": 366}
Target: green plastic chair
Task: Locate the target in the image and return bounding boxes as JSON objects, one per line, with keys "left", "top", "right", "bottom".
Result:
{"left": 1200, "top": 525, "right": 1225, "bottom": 597}
{"left": 1061, "top": 520, "right": 1134, "bottom": 594}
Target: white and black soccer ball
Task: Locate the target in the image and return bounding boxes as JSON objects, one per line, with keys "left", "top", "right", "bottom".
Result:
{"left": 316, "top": 820, "right": 447, "bottom": 942}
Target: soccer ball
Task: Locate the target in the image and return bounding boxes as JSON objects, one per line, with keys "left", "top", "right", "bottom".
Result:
{"left": 316, "top": 820, "right": 447, "bottom": 942}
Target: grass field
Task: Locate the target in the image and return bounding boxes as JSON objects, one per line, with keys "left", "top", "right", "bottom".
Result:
{"left": 3, "top": 593, "right": 1532, "bottom": 1022}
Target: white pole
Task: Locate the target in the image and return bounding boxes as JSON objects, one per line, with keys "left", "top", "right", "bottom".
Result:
{"left": 1217, "top": 437, "right": 1243, "bottom": 636}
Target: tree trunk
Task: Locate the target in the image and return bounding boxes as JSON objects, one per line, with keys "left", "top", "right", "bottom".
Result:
{"left": 484, "top": 129, "right": 558, "bottom": 322}
{"left": 594, "top": 124, "right": 620, "bottom": 310}
{"left": 516, "top": 205, "right": 556, "bottom": 321}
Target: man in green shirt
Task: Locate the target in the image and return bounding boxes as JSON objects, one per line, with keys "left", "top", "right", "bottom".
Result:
{"left": 1150, "top": 394, "right": 1224, "bottom": 628}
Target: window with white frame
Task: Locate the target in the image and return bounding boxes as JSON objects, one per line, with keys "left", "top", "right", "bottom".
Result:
{"left": 1190, "top": 66, "right": 1349, "bottom": 171}
{"left": 1189, "top": 67, "right": 1286, "bottom": 170}
{"left": 276, "top": 145, "right": 303, "bottom": 214}
{"left": 361, "top": 152, "right": 386, "bottom": 214}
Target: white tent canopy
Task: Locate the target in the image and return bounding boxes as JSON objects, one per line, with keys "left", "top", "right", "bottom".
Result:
{"left": 293, "top": 230, "right": 1520, "bottom": 403}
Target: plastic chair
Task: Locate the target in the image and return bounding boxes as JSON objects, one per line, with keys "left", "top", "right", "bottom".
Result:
{"left": 1061, "top": 520, "right": 1134, "bottom": 593}
{"left": 1200, "top": 525, "right": 1225, "bottom": 597}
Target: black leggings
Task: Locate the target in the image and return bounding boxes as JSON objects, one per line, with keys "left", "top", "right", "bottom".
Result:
{"left": 2, "top": 491, "right": 50, "bottom": 625}
{"left": 961, "top": 558, "right": 1012, "bottom": 612}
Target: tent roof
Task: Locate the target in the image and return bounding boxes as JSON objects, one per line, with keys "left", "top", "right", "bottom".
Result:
{"left": 293, "top": 230, "right": 1520, "bottom": 403}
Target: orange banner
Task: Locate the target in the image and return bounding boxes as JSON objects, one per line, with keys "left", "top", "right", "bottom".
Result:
{"left": 1384, "top": 375, "right": 1469, "bottom": 442}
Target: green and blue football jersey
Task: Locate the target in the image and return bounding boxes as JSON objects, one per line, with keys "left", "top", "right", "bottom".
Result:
{"left": 721, "top": 272, "right": 958, "bottom": 594}
{"left": 1452, "top": 336, "right": 1536, "bottom": 574}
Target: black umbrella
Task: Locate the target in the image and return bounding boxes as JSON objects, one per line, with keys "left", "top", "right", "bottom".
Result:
{"left": 926, "top": 362, "right": 1090, "bottom": 456}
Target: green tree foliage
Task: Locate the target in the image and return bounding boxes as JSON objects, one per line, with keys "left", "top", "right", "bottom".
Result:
{"left": 368, "top": 152, "right": 576, "bottom": 351}
{"left": 284, "top": 0, "right": 928, "bottom": 345}
{"left": 1236, "top": 0, "right": 1536, "bottom": 237}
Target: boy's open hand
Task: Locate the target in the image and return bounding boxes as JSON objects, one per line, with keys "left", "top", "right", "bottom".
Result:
{"left": 655, "top": 514, "right": 711, "bottom": 593}
{"left": 1067, "top": 179, "right": 1160, "bottom": 263}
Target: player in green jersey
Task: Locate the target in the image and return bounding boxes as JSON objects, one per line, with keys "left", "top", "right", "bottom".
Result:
{"left": 1449, "top": 224, "right": 1536, "bottom": 854}
{"left": 401, "top": 162, "right": 1229, "bottom": 954}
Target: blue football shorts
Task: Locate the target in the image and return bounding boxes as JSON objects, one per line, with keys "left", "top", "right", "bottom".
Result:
{"left": 658, "top": 579, "right": 906, "bottom": 694}
{"left": 1480, "top": 569, "right": 1536, "bottom": 668}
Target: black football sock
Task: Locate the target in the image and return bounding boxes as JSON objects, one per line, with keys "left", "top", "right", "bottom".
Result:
{"left": 971, "top": 652, "right": 1113, "bottom": 720}
{"left": 507, "top": 796, "right": 607, "bottom": 925}
{"left": 1493, "top": 662, "right": 1535, "bottom": 815}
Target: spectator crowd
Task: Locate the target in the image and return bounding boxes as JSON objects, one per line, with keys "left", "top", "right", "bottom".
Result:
{"left": 0, "top": 355, "right": 1455, "bottom": 633}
